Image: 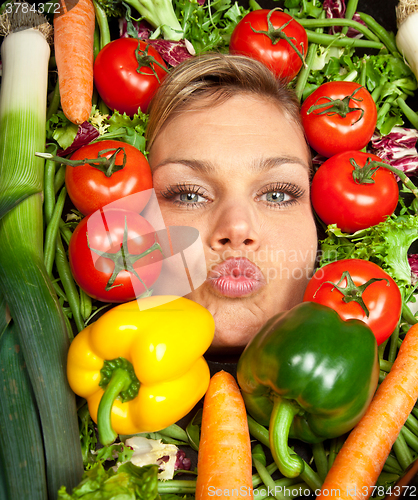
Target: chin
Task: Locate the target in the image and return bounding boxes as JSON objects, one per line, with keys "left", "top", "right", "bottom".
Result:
{"left": 207, "top": 320, "right": 262, "bottom": 358}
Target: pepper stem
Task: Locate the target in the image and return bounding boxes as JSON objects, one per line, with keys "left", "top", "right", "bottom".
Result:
{"left": 269, "top": 397, "right": 304, "bottom": 478}
{"left": 97, "top": 357, "right": 140, "bottom": 445}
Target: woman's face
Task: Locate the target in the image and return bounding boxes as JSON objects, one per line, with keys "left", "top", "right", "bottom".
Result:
{"left": 149, "top": 94, "right": 318, "bottom": 354}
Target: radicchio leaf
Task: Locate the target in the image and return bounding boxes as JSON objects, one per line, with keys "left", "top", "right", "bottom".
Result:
{"left": 323, "top": 0, "right": 365, "bottom": 38}
{"left": 57, "top": 121, "right": 100, "bottom": 157}
{"left": 119, "top": 19, "right": 195, "bottom": 66}
{"left": 409, "top": 254, "right": 418, "bottom": 281}
{"left": 368, "top": 127, "right": 418, "bottom": 177}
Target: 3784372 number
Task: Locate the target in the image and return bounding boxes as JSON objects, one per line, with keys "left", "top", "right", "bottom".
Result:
{"left": 359, "top": 485, "right": 417, "bottom": 497}
{"left": 5, "top": 1, "right": 73, "bottom": 16}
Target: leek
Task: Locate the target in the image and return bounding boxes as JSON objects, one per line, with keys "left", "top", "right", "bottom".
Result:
{"left": 0, "top": 2, "right": 83, "bottom": 497}
{"left": 396, "top": 0, "right": 418, "bottom": 80}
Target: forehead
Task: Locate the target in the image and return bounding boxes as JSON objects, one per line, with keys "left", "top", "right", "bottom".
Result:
{"left": 149, "top": 94, "right": 311, "bottom": 169}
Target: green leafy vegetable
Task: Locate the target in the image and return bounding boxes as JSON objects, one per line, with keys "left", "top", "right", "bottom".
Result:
{"left": 57, "top": 463, "right": 159, "bottom": 500}
{"left": 319, "top": 214, "right": 418, "bottom": 296}
{"left": 175, "top": 0, "right": 250, "bottom": 54}
{"left": 95, "top": 110, "right": 149, "bottom": 153}
{"left": 96, "top": 0, "right": 184, "bottom": 40}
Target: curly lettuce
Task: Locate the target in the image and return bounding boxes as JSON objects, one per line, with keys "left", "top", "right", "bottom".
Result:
{"left": 319, "top": 214, "right": 418, "bottom": 295}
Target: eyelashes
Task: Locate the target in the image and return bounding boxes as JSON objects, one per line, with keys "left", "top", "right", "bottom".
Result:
{"left": 160, "top": 182, "right": 306, "bottom": 208}
{"left": 257, "top": 182, "right": 305, "bottom": 200}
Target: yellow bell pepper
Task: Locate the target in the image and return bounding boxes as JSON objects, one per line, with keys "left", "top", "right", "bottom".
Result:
{"left": 67, "top": 295, "right": 215, "bottom": 445}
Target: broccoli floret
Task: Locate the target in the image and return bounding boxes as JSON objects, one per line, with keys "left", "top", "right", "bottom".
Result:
{"left": 319, "top": 214, "right": 418, "bottom": 296}
{"left": 96, "top": 0, "right": 184, "bottom": 40}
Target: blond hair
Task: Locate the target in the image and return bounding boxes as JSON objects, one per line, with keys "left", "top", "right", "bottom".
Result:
{"left": 146, "top": 53, "right": 305, "bottom": 150}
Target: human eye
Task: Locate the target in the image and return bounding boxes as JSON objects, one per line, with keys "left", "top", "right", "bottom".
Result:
{"left": 257, "top": 182, "right": 305, "bottom": 208}
{"left": 160, "top": 183, "right": 210, "bottom": 208}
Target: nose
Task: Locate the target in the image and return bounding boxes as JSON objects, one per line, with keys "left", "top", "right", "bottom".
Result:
{"left": 209, "top": 202, "right": 260, "bottom": 251}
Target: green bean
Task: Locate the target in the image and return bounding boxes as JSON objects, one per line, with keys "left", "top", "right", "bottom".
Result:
{"left": 247, "top": 416, "right": 322, "bottom": 491}
{"left": 79, "top": 287, "right": 93, "bottom": 322}
{"left": 305, "top": 30, "right": 384, "bottom": 49}
{"left": 342, "top": 0, "right": 359, "bottom": 36}
{"left": 54, "top": 164, "right": 66, "bottom": 194}
{"left": 157, "top": 480, "right": 196, "bottom": 494}
{"left": 295, "top": 11, "right": 325, "bottom": 101}
{"left": 63, "top": 308, "right": 75, "bottom": 341}
{"left": 93, "top": 24, "right": 100, "bottom": 60}
{"left": 397, "top": 96, "right": 418, "bottom": 130}
{"left": 252, "top": 455, "right": 281, "bottom": 499}
{"left": 44, "top": 187, "right": 67, "bottom": 277}
{"left": 388, "top": 325, "right": 400, "bottom": 364}
{"left": 253, "top": 481, "right": 310, "bottom": 500}
{"left": 312, "top": 441, "right": 328, "bottom": 481}
{"left": 405, "top": 413, "right": 418, "bottom": 437}
{"left": 43, "top": 143, "right": 59, "bottom": 224}
{"left": 92, "top": 0, "right": 111, "bottom": 49}
{"left": 55, "top": 233, "right": 85, "bottom": 333}
{"left": 59, "top": 219, "right": 73, "bottom": 247}
{"left": 328, "top": 435, "right": 345, "bottom": 469}
{"left": 252, "top": 462, "right": 278, "bottom": 488}
{"left": 402, "top": 302, "right": 418, "bottom": 326}
{"left": 46, "top": 79, "right": 60, "bottom": 122}
{"left": 383, "top": 453, "right": 403, "bottom": 474}
{"left": 298, "top": 17, "right": 379, "bottom": 42}
{"left": 392, "top": 432, "right": 414, "bottom": 471}
{"left": 401, "top": 426, "right": 418, "bottom": 453}
{"left": 52, "top": 280, "right": 68, "bottom": 303}
{"left": 379, "top": 358, "right": 393, "bottom": 373}
{"left": 295, "top": 41, "right": 319, "bottom": 101}
{"left": 358, "top": 11, "right": 400, "bottom": 56}
{"left": 359, "top": 58, "right": 367, "bottom": 87}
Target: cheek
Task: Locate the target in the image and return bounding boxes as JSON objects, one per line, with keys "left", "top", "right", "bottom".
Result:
{"left": 260, "top": 213, "right": 318, "bottom": 278}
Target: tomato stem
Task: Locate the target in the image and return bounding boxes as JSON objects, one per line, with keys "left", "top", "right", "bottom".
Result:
{"left": 313, "top": 271, "right": 389, "bottom": 317}
{"left": 350, "top": 157, "right": 380, "bottom": 185}
{"left": 366, "top": 160, "right": 418, "bottom": 204}
{"left": 134, "top": 40, "right": 169, "bottom": 83}
{"left": 249, "top": 8, "right": 307, "bottom": 66}
{"left": 87, "top": 216, "right": 164, "bottom": 294}
{"left": 35, "top": 148, "right": 127, "bottom": 177}
{"left": 306, "top": 86, "right": 365, "bottom": 123}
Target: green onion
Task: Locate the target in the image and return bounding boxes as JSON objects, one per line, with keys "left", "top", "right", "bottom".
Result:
{"left": 0, "top": 3, "right": 83, "bottom": 497}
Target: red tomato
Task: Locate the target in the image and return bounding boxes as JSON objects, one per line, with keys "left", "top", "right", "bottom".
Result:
{"left": 69, "top": 208, "right": 163, "bottom": 303}
{"left": 303, "top": 259, "right": 402, "bottom": 345}
{"left": 229, "top": 9, "right": 308, "bottom": 81}
{"left": 300, "top": 81, "right": 377, "bottom": 157}
{"left": 65, "top": 140, "right": 152, "bottom": 216}
{"left": 93, "top": 38, "right": 168, "bottom": 115}
{"left": 311, "top": 150, "right": 399, "bottom": 233}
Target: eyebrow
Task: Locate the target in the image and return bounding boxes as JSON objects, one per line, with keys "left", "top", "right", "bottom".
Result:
{"left": 152, "top": 155, "right": 311, "bottom": 174}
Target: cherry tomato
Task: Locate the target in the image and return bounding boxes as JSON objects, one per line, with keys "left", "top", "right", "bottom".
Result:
{"left": 65, "top": 140, "right": 153, "bottom": 216}
{"left": 303, "top": 259, "right": 402, "bottom": 345}
{"left": 229, "top": 9, "right": 308, "bottom": 81}
{"left": 93, "top": 38, "right": 168, "bottom": 115}
{"left": 69, "top": 208, "right": 163, "bottom": 303}
{"left": 311, "top": 150, "right": 399, "bottom": 233}
{"left": 300, "top": 81, "right": 377, "bottom": 157}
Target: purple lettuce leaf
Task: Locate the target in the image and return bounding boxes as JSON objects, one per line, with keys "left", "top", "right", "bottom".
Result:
{"left": 323, "top": 0, "right": 365, "bottom": 38}
{"left": 119, "top": 19, "right": 195, "bottom": 67}
{"left": 57, "top": 121, "right": 100, "bottom": 157}
{"left": 368, "top": 127, "right": 418, "bottom": 177}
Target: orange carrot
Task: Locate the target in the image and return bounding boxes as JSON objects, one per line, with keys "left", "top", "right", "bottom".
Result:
{"left": 54, "top": 0, "right": 95, "bottom": 125}
{"left": 195, "top": 370, "right": 253, "bottom": 500}
{"left": 316, "top": 323, "right": 418, "bottom": 500}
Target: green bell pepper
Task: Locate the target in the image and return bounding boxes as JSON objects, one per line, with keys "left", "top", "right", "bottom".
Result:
{"left": 237, "top": 301, "right": 379, "bottom": 478}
